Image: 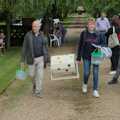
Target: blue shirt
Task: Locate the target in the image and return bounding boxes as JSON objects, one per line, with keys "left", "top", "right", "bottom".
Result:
{"left": 96, "top": 17, "right": 110, "bottom": 32}
{"left": 33, "top": 34, "right": 44, "bottom": 58}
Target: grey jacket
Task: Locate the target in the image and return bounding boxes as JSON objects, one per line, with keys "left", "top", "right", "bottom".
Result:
{"left": 21, "top": 31, "right": 48, "bottom": 65}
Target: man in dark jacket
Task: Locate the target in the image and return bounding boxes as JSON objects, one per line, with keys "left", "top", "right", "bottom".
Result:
{"left": 21, "top": 20, "right": 48, "bottom": 97}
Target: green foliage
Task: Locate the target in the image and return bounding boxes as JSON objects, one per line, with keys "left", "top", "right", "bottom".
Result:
{"left": 0, "top": 0, "right": 50, "bottom": 18}
{"left": 55, "top": 0, "right": 80, "bottom": 19}
{"left": 82, "top": 0, "right": 120, "bottom": 17}
{"left": 0, "top": 0, "right": 120, "bottom": 18}
{"left": 0, "top": 0, "right": 81, "bottom": 19}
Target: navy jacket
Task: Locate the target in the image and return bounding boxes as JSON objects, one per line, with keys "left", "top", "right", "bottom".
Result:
{"left": 77, "top": 30, "right": 101, "bottom": 61}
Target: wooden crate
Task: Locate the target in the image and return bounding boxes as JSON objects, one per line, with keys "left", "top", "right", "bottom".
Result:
{"left": 51, "top": 54, "right": 79, "bottom": 80}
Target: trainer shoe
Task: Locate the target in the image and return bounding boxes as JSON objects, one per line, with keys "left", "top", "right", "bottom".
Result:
{"left": 93, "top": 90, "right": 100, "bottom": 98}
{"left": 82, "top": 84, "right": 87, "bottom": 93}
{"left": 108, "top": 79, "right": 118, "bottom": 85}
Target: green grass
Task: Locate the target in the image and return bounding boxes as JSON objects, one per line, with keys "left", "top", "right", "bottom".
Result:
{"left": 0, "top": 47, "right": 21, "bottom": 93}
{"left": 0, "top": 47, "right": 32, "bottom": 110}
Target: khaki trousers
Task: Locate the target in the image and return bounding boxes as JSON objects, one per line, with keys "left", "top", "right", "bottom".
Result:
{"left": 29, "top": 56, "right": 44, "bottom": 93}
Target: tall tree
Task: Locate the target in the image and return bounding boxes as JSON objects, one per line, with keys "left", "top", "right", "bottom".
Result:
{"left": 82, "top": 0, "right": 120, "bottom": 17}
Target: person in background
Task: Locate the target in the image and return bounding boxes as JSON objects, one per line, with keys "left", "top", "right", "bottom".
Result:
{"left": 76, "top": 18, "right": 101, "bottom": 98}
{"left": 0, "top": 30, "right": 5, "bottom": 54}
{"left": 106, "top": 15, "right": 120, "bottom": 75}
{"left": 41, "top": 16, "right": 54, "bottom": 46}
{"left": 96, "top": 12, "right": 110, "bottom": 46}
{"left": 108, "top": 16, "right": 120, "bottom": 84}
{"left": 118, "top": 13, "right": 120, "bottom": 18}
{"left": 58, "top": 22, "right": 67, "bottom": 44}
{"left": 53, "top": 23, "right": 62, "bottom": 45}
{"left": 21, "top": 20, "right": 48, "bottom": 97}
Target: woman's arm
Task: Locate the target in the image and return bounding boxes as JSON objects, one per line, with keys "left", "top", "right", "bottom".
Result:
{"left": 76, "top": 31, "right": 85, "bottom": 61}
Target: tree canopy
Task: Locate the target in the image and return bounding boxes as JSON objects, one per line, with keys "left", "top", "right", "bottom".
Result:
{"left": 82, "top": 0, "right": 120, "bottom": 17}
{"left": 0, "top": 0, "right": 80, "bottom": 19}
{"left": 0, "top": 0, "right": 120, "bottom": 19}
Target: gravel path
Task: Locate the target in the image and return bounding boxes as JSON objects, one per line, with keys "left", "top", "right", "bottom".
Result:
{"left": 0, "top": 15, "right": 120, "bottom": 120}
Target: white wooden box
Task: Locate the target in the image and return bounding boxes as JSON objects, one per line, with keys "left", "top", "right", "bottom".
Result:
{"left": 50, "top": 54, "right": 79, "bottom": 80}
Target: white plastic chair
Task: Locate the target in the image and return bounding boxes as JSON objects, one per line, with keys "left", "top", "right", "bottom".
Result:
{"left": 49, "top": 34, "right": 60, "bottom": 47}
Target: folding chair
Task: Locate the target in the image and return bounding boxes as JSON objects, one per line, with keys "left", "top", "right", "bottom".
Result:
{"left": 49, "top": 34, "right": 61, "bottom": 47}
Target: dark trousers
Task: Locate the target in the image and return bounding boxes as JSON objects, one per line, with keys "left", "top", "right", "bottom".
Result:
{"left": 111, "top": 46, "right": 120, "bottom": 71}
{"left": 113, "top": 55, "right": 120, "bottom": 80}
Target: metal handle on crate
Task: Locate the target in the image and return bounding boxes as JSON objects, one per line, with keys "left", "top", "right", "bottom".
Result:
{"left": 75, "top": 61, "right": 80, "bottom": 79}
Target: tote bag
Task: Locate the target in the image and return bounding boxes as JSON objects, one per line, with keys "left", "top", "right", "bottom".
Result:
{"left": 108, "top": 26, "right": 120, "bottom": 48}
{"left": 101, "top": 47, "right": 112, "bottom": 58}
{"left": 91, "top": 49, "right": 104, "bottom": 65}
{"left": 16, "top": 69, "right": 27, "bottom": 80}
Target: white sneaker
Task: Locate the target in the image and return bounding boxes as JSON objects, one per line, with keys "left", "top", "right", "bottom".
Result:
{"left": 82, "top": 84, "right": 87, "bottom": 93}
{"left": 93, "top": 90, "right": 100, "bottom": 98}
{"left": 109, "top": 71, "right": 116, "bottom": 75}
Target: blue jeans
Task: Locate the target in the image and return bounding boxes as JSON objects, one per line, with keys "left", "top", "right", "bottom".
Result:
{"left": 83, "top": 59, "right": 99, "bottom": 90}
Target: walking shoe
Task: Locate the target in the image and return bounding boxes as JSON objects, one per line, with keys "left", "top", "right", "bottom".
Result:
{"left": 32, "top": 90, "right": 43, "bottom": 98}
{"left": 82, "top": 84, "right": 87, "bottom": 93}
{"left": 109, "top": 71, "right": 116, "bottom": 75}
{"left": 108, "top": 79, "right": 118, "bottom": 85}
{"left": 34, "top": 92, "right": 43, "bottom": 98}
{"left": 93, "top": 90, "right": 100, "bottom": 98}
